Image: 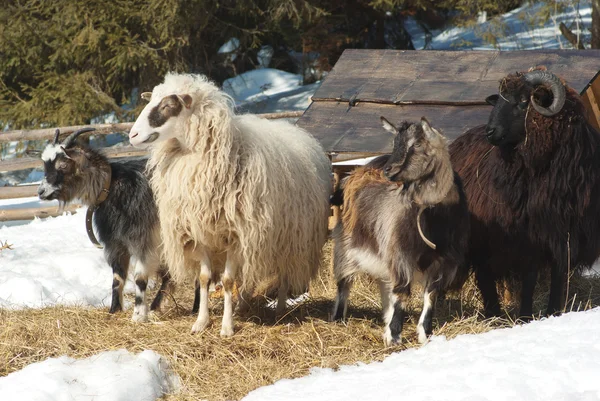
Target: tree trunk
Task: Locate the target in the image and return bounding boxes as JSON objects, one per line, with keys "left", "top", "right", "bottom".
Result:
{"left": 593, "top": 0, "right": 600, "bottom": 48}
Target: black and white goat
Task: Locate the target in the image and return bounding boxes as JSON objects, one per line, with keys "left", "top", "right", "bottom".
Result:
{"left": 38, "top": 128, "right": 199, "bottom": 320}
{"left": 331, "top": 118, "right": 470, "bottom": 345}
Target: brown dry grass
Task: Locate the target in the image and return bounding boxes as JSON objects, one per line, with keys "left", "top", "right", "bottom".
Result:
{"left": 1, "top": 241, "right": 599, "bottom": 400}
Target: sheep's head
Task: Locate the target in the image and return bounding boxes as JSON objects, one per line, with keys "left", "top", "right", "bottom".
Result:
{"left": 485, "top": 69, "right": 566, "bottom": 147}
{"left": 380, "top": 117, "right": 446, "bottom": 183}
{"left": 129, "top": 91, "right": 193, "bottom": 148}
{"left": 38, "top": 128, "right": 95, "bottom": 202}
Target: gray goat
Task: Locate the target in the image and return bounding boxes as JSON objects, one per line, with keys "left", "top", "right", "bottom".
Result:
{"left": 331, "top": 117, "right": 470, "bottom": 345}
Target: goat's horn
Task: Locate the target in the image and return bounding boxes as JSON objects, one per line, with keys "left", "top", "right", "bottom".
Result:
{"left": 417, "top": 206, "right": 436, "bottom": 250}
{"left": 62, "top": 127, "right": 96, "bottom": 148}
{"left": 523, "top": 70, "right": 566, "bottom": 116}
{"left": 52, "top": 129, "right": 61, "bottom": 145}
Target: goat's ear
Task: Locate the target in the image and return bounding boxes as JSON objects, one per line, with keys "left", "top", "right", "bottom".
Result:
{"left": 485, "top": 94, "right": 499, "bottom": 106}
{"left": 380, "top": 116, "right": 397, "bottom": 135}
{"left": 177, "top": 94, "right": 193, "bottom": 109}
{"left": 420, "top": 117, "right": 440, "bottom": 140}
{"left": 141, "top": 92, "right": 152, "bottom": 101}
{"left": 60, "top": 146, "right": 73, "bottom": 160}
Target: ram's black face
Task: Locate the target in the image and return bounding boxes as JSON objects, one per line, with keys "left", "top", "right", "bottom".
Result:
{"left": 485, "top": 84, "right": 553, "bottom": 147}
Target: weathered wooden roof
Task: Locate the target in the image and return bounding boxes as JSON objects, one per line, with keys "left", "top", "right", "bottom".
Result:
{"left": 297, "top": 49, "right": 600, "bottom": 155}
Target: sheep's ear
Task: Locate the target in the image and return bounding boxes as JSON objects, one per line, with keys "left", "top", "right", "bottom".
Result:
{"left": 485, "top": 94, "right": 499, "bottom": 106}
{"left": 141, "top": 92, "right": 152, "bottom": 101}
{"left": 380, "top": 116, "right": 397, "bottom": 135}
{"left": 177, "top": 94, "right": 193, "bottom": 109}
{"left": 420, "top": 117, "right": 440, "bottom": 140}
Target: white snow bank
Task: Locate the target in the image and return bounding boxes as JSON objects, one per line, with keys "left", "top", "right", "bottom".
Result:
{"left": 0, "top": 349, "right": 180, "bottom": 401}
{"left": 432, "top": 1, "right": 591, "bottom": 50}
{"left": 244, "top": 308, "right": 600, "bottom": 401}
{"left": 0, "top": 204, "right": 120, "bottom": 309}
{"left": 222, "top": 68, "right": 318, "bottom": 113}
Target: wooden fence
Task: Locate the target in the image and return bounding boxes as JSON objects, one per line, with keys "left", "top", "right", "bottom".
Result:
{"left": 0, "top": 111, "right": 304, "bottom": 221}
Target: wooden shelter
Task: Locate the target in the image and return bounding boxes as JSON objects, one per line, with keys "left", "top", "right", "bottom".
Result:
{"left": 297, "top": 49, "right": 600, "bottom": 163}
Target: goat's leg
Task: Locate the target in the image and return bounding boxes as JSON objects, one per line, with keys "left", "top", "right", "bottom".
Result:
{"left": 220, "top": 253, "right": 239, "bottom": 337}
{"left": 191, "top": 255, "right": 212, "bottom": 334}
{"left": 275, "top": 277, "right": 289, "bottom": 317}
{"left": 132, "top": 258, "right": 153, "bottom": 322}
{"left": 331, "top": 275, "right": 353, "bottom": 321}
{"left": 546, "top": 262, "right": 566, "bottom": 317}
{"left": 518, "top": 267, "right": 538, "bottom": 322}
{"left": 417, "top": 278, "right": 441, "bottom": 344}
{"left": 108, "top": 251, "right": 130, "bottom": 314}
{"left": 381, "top": 280, "right": 410, "bottom": 346}
{"left": 150, "top": 266, "right": 175, "bottom": 311}
{"left": 475, "top": 265, "right": 501, "bottom": 318}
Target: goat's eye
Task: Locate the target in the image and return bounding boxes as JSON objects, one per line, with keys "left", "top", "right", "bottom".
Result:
{"left": 57, "top": 162, "right": 67, "bottom": 170}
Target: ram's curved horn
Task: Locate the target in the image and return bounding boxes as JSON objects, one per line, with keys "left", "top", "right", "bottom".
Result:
{"left": 52, "top": 129, "right": 61, "bottom": 145}
{"left": 417, "top": 206, "right": 436, "bottom": 250}
{"left": 62, "top": 127, "right": 96, "bottom": 148}
{"left": 523, "top": 70, "right": 566, "bottom": 116}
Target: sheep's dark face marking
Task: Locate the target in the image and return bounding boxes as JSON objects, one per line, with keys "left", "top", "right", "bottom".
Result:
{"left": 381, "top": 117, "right": 445, "bottom": 183}
{"left": 485, "top": 80, "right": 553, "bottom": 147}
{"left": 129, "top": 92, "right": 193, "bottom": 147}
{"left": 38, "top": 150, "right": 78, "bottom": 201}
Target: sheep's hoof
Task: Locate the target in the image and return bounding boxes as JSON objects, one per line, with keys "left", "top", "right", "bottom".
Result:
{"left": 220, "top": 326, "right": 234, "bottom": 338}
{"left": 191, "top": 318, "right": 210, "bottom": 334}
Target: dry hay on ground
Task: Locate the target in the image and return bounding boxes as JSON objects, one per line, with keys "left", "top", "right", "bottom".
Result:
{"left": 1, "top": 241, "right": 599, "bottom": 400}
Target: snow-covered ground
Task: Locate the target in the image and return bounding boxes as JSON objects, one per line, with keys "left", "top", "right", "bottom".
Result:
{"left": 432, "top": 1, "right": 591, "bottom": 50}
{"left": 0, "top": 200, "right": 124, "bottom": 309}
{"left": 0, "top": 349, "right": 180, "bottom": 401}
{"left": 223, "top": 68, "right": 319, "bottom": 114}
{"left": 244, "top": 308, "right": 600, "bottom": 401}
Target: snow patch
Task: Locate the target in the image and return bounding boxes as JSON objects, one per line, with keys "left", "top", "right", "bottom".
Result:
{"left": 0, "top": 349, "right": 180, "bottom": 401}
{"left": 244, "top": 308, "right": 600, "bottom": 401}
{"left": 0, "top": 203, "right": 138, "bottom": 309}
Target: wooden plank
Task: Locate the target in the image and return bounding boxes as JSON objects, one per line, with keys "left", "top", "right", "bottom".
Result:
{"left": 585, "top": 87, "right": 600, "bottom": 131}
{"left": 297, "top": 101, "right": 491, "bottom": 154}
{"left": 0, "top": 204, "right": 80, "bottom": 222}
{"left": 313, "top": 49, "right": 600, "bottom": 105}
{"left": 0, "top": 185, "right": 38, "bottom": 200}
{"left": 0, "top": 146, "right": 148, "bottom": 173}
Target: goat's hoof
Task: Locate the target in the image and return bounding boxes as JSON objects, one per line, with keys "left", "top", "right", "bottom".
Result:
{"left": 383, "top": 331, "right": 400, "bottom": 347}
{"left": 417, "top": 326, "right": 430, "bottom": 344}
{"left": 191, "top": 319, "right": 210, "bottom": 334}
{"left": 220, "top": 326, "right": 234, "bottom": 338}
{"left": 131, "top": 313, "right": 149, "bottom": 323}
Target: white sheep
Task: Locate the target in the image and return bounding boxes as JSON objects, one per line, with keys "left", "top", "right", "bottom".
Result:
{"left": 129, "top": 73, "right": 332, "bottom": 336}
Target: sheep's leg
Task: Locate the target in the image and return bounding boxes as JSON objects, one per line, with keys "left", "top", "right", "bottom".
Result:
{"left": 132, "top": 258, "right": 152, "bottom": 322}
{"left": 518, "top": 267, "right": 538, "bottom": 322}
{"left": 475, "top": 265, "right": 501, "bottom": 318}
{"left": 275, "top": 278, "right": 289, "bottom": 317}
{"left": 331, "top": 276, "right": 353, "bottom": 321}
{"left": 108, "top": 250, "right": 130, "bottom": 314}
{"left": 546, "top": 263, "right": 566, "bottom": 317}
{"left": 191, "top": 255, "right": 212, "bottom": 334}
{"left": 220, "top": 254, "right": 239, "bottom": 337}
{"left": 150, "top": 266, "right": 174, "bottom": 311}
{"left": 191, "top": 278, "right": 201, "bottom": 314}
{"left": 382, "top": 281, "right": 410, "bottom": 347}
{"left": 417, "top": 280, "right": 440, "bottom": 344}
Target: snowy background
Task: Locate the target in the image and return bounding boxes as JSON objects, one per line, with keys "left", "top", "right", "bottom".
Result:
{"left": 1, "top": 1, "right": 599, "bottom": 400}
